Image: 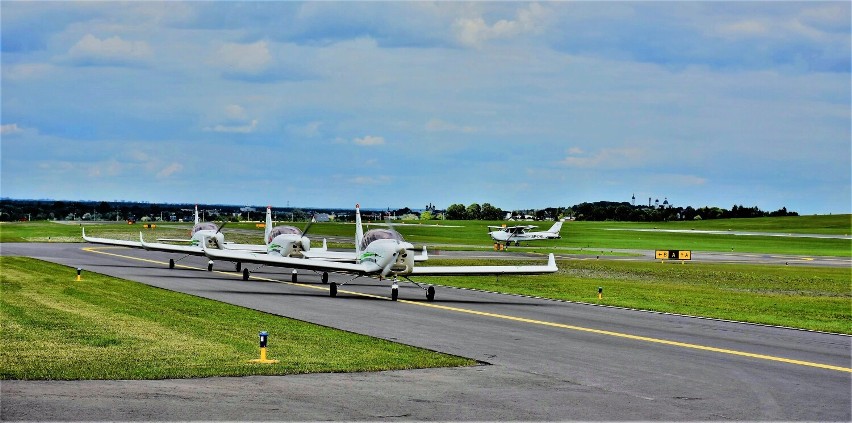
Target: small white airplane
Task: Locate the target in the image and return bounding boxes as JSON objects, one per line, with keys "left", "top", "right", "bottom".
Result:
{"left": 82, "top": 205, "right": 265, "bottom": 271}
{"left": 203, "top": 204, "right": 558, "bottom": 301}
{"left": 488, "top": 221, "right": 563, "bottom": 248}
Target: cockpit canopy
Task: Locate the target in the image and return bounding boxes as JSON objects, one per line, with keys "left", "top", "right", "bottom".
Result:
{"left": 360, "top": 229, "right": 404, "bottom": 251}
{"left": 267, "top": 226, "right": 302, "bottom": 244}
{"left": 191, "top": 222, "right": 219, "bottom": 235}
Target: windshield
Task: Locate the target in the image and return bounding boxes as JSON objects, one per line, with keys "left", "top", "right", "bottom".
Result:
{"left": 191, "top": 222, "right": 219, "bottom": 234}
{"left": 267, "top": 226, "right": 302, "bottom": 243}
{"left": 360, "top": 229, "right": 404, "bottom": 250}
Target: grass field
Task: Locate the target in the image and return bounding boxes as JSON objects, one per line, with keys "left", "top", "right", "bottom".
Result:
{"left": 0, "top": 256, "right": 475, "bottom": 380}
{"left": 1, "top": 215, "right": 849, "bottom": 382}
{"left": 3, "top": 214, "right": 849, "bottom": 256}
{"left": 421, "top": 258, "right": 851, "bottom": 334}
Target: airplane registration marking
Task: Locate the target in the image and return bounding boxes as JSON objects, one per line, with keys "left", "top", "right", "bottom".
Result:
{"left": 83, "top": 246, "right": 852, "bottom": 374}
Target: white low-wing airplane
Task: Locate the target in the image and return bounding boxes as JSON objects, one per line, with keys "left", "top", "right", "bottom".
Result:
{"left": 203, "top": 204, "right": 557, "bottom": 301}
{"left": 82, "top": 205, "right": 265, "bottom": 271}
{"left": 488, "top": 221, "right": 563, "bottom": 248}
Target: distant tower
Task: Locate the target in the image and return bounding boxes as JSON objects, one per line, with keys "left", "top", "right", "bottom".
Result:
{"left": 631, "top": 194, "right": 636, "bottom": 206}
{"left": 655, "top": 198, "right": 660, "bottom": 208}
{"left": 663, "top": 197, "right": 669, "bottom": 209}
{"left": 649, "top": 197, "right": 652, "bottom": 207}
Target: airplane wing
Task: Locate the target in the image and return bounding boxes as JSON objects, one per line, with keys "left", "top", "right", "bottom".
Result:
{"left": 221, "top": 242, "right": 268, "bottom": 253}
{"left": 409, "top": 253, "right": 557, "bottom": 276}
{"left": 202, "top": 246, "right": 382, "bottom": 275}
{"left": 301, "top": 250, "right": 358, "bottom": 262}
{"left": 82, "top": 227, "right": 144, "bottom": 248}
{"left": 139, "top": 233, "right": 205, "bottom": 255}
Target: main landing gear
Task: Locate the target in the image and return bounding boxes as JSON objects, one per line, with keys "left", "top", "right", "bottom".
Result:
{"left": 388, "top": 278, "right": 435, "bottom": 302}
{"left": 168, "top": 254, "right": 192, "bottom": 269}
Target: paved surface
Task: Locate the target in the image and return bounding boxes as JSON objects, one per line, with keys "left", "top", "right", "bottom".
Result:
{"left": 2, "top": 243, "right": 850, "bottom": 421}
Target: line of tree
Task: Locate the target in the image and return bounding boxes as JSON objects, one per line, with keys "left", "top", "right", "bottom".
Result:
{"left": 0, "top": 198, "right": 798, "bottom": 223}
{"left": 566, "top": 201, "right": 798, "bottom": 222}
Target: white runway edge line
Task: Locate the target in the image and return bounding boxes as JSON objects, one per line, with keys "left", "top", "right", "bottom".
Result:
{"left": 82, "top": 246, "right": 852, "bottom": 374}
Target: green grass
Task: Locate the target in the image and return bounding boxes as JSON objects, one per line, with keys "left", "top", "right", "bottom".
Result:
{"left": 422, "top": 258, "right": 852, "bottom": 334}
{"left": 3, "top": 215, "right": 850, "bottom": 257}
{"left": 0, "top": 256, "right": 475, "bottom": 380}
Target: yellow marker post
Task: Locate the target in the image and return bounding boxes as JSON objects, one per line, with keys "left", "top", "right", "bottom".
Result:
{"left": 597, "top": 286, "right": 603, "bottom": 300}
{"left": 248, "top": 331, "right": 279, "bottom": 364}
{"left": 75, "top": 268, "right": 82, "bottom": 281}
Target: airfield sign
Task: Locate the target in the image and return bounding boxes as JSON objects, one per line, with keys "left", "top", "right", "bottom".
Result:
{"left": 655, "top": 250, "right": 692, "bottom": 260}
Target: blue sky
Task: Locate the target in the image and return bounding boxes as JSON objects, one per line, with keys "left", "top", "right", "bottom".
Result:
{"left": 2, "top": 1, "right": 850, "bottom": 214}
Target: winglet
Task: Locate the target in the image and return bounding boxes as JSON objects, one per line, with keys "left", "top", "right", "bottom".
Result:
{"left": 264, "top": 205, "right": 273, "bottom": 244}
{"left": 422, "top": 245, "right": 428, "bottom": 260}
{"left": 355, "top": 203, "right": 364, "bottom": 258}
{"left": 139, "top": 232, "right": 150, "bottom": 250}
{"left": 81, "top": 227, "right": 86, "bottom": 240}
{"left": 547, "top": 253, "right": 557, "bottom": 271}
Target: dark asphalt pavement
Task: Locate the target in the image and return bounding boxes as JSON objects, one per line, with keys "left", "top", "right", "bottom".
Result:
{"left": 2, "top": 243, "right": 850, "bottom": 421}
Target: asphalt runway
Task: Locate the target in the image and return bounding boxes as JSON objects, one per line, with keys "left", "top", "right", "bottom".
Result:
{"left": 2, "top": 243, "right": 850, "bottom": 421}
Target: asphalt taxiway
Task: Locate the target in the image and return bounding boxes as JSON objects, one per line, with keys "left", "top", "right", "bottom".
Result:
{"left": 2, "top": 243, "right": 850, "bottom": 421}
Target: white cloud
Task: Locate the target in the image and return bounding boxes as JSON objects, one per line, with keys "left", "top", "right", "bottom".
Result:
{"left": 716, "top": 20, "right": 770, "bottom": 37}
{"left": 156, "top": 162, "right": 183, "bottom": 179}
{"left": 205, "top": 120, "right": 259, "bottom": 133}
{"left": 67, "top": 34, "right": 152, "bottom": 65}
{"left": 225, "top": 104, "right": 247, "bottom": 120}
{"left": 1, "top": 124, "right": 24, "bottom": 136}
{"left": 214, "top": 41, "right": 271, "bottom": 74}
{"left": 353, "top": 175, "right": 391, "bottom": 185}
{"left": 454, "top": 3, "right": 549, "bottom": 47}
{"left": 354, "top": 135, "right": 385, "bottom": 146}
{"left": 561, "top": 147, "right": 647, "bottom": 169}
{"left": 2, "top": 63, "right": 53, "bottom": 81}
{"left": 425, "top": 118, "right": 477, "bottom": 133}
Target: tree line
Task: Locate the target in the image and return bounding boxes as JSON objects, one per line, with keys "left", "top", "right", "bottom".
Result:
{"left": 0, "top": 198, "right": 798, "bottom": 223}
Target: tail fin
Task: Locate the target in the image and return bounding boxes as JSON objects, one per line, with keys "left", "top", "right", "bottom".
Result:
{"left": 194, "top": 205, "right": 199, "bottom": 225}
{"left": 548, "top": 221, "right": 563, "bottom": 234}
{"left": 264, "top": 205, "right": 272, "bottom": 244}
{"left": 355, "top": 203, "right": 364, "bottom": 257}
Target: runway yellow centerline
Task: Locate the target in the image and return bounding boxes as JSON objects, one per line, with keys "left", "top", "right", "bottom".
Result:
{"left": 83, "top": 246, "right": 851, "bottom": 373}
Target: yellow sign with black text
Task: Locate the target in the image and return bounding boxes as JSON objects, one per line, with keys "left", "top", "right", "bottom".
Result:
{"left": 656, "top": 250, "right": 691, "bottom": 260}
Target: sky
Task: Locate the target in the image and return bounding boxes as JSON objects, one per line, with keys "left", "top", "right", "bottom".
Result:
{"left": 2, "top": 1, "right": 850, "bottom": 215}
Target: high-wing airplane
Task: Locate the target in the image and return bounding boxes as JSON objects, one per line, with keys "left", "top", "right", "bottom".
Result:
{"left": 82, "top": 205, "right": 265, "bottom": 271}
{"left": 203, "top": 204, "right": 558, "bottom": 301}
{"left": 488, "top": 221, "right": 563, "bottom": 248}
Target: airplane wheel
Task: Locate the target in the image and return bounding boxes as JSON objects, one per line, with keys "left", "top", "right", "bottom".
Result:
{"left": 391, "top": 288, "right": 398, "bottom": 301}
{"left": 291, "top": 271, "right": 297, "bottom": 283}
{"left": 426, "top": 286, "right": 435, "bottom": 301}
{"left": 207, "top": 262, "right": 213, "bottom": 271}
{"left": 242, "top": 268, "right": 250, "bottom": 280}
{"left": 322, "top": 272, "right": 328, "bottom": 284}
{"left": 169, "top": 259, "right": 175, "bottom": 269}
{"left": 235, "top": 262, "right": 241, "bottom": 272}
{"left": 330, "top": 282, "right": 337, "bottom": 297}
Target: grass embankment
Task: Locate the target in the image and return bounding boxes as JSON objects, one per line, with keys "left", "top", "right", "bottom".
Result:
{"left": 424, "top": 258, "right": 852, "bottom": 334}
{"left": 0, "top": 256, "right": 474, "bottom": 380}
